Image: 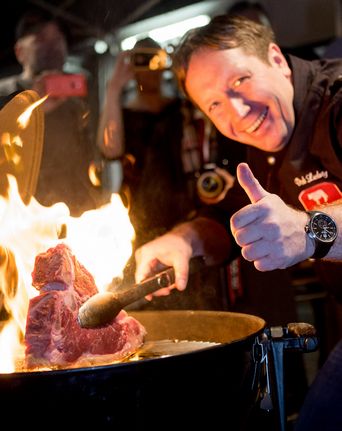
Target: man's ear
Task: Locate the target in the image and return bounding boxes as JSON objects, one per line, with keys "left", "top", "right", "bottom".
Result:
{"left": 268, "top": 43, "right": 292, "bottom": 78}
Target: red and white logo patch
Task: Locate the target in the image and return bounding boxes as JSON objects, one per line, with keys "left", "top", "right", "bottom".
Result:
{"left": 299, "top": 182, "right": 342, "bottom": 210}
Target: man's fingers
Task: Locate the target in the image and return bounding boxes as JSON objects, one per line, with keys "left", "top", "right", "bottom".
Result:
{"left": 237, "top": 163, "right": 269, "bottom": 204}
{"left": 173, "top": 260, "right": 189, "bottom": 291}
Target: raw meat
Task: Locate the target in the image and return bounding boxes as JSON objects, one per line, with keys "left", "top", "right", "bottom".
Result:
{"left": 25, "top": 243, "right": 146, "bottom": 369}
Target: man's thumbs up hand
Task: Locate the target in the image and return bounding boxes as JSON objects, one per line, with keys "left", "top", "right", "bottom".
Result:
{"left": 230, "top": 163, "right": 313, "bottom": 271}
{"left": 235, "top": 162, "right": 269, "bottom": 204}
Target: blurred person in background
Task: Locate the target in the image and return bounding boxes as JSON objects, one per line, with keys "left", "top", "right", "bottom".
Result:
{"left": 0, "top": 9, "right": 108, "bottom": 216}
{"left": 227, "top": 1, "right": 320, "bottom": 61}
{"left": 97, "top": 37, "right": 231, "bottom": 310}
{"left": 226, "top": 0, "right": 272, "bottom": 26}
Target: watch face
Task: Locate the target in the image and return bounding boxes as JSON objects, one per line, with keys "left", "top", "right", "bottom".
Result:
{"left": 311, "top": 213, "right": 338, "bottom": 242}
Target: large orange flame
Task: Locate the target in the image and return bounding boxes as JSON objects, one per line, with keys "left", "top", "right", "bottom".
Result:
{"left": 0, "top": 176, "right": 135, "bottom": 373}
{"left": 0, "top": 98, "right": 135, "bottom": 373}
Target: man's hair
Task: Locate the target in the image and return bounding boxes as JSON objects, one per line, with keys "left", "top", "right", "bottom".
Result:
{"left": 172, "top": 15, "right": 275, "bottom": 96}
{"left": 15, "top": 9, "right": 68, "bottom": 42}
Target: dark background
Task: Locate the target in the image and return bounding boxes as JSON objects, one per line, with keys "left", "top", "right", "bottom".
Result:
{"left": 1, "top": 0, "right": 339, "bottom": 106}
{"left": 0, "top": 0, "right": 199, "bottom": 73}
{"left": 1, "top": 0, "right": 340, "bottom": 75}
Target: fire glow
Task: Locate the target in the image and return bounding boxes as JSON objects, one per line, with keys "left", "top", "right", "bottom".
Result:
{"left": 17, "top": 95, "right": 48, "bottom": 129}
{"left": 0, "top": 94, "right": 47, "bottom": 168}
{"left": 0, "top": 99, "right": 135, "bottom": 373}
{"left": 0, "top": 178, "right": 135, "bottom": 373}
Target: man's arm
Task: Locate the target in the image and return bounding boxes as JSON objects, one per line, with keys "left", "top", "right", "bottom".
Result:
{"left": 96, "top": 51, "right": 133, "bottom": 159}
{"left": 230, "top": 163, "right": 342, "bottom": 271}
{"left": 135, "top": 216, "right": 232, "bottom": 294}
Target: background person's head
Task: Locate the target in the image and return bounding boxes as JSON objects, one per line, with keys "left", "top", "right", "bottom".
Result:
{"left": 14, "top": 9, "right": 68, "bottom": 78}
{"left": 226, "top": 1, "right": 272, "bottom": 27}
{"left": 130, "top": 37, "right": 166, "bottom": 94}
{"left": 173, "top": 15, "right": 275, "bottom": 97}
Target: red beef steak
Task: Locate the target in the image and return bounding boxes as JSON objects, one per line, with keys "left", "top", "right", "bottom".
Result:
{"left": 25, "top": 243, "right": 146, "bottom": 369}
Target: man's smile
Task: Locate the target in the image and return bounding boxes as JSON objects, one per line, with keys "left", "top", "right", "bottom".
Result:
{"left": 244, "top": 107, "right": 269, "bottom": 134}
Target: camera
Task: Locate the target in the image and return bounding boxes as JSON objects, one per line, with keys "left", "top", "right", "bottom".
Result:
{"left": 130, "top": 48, "right": 171, "bottom": 71}
{"left": 43, "top": 73, "right": 88, "bottom": 98}
{"left": 196, "top": 163, "right": 234, "bottom": 204}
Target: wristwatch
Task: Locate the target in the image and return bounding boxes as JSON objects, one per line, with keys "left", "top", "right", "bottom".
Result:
{"left": 305, "top": 211, "right": 338, "bottom": 259}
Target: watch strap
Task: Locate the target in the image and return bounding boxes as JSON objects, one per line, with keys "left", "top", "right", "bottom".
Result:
{"left": 311, "top": 241, "right": 332, "bottom": 259}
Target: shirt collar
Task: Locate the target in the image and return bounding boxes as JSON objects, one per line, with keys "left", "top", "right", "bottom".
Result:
{"left": 286, "top": 54, "right": 316, "bottom": 117}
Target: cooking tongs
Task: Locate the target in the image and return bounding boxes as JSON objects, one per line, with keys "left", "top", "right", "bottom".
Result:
{"left": 78, "top": 256, "right": 205, "bottom": 329}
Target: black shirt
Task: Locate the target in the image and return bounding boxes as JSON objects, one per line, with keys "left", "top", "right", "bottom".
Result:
{"left": 201, "top": 55, "right": 342, "bottom": 235}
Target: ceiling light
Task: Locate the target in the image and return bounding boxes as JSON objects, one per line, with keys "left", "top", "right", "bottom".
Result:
{"left": 148, "top": 15, "right": 210, "bottom": 43}
{"left": 121, "top": 36, "right": 138, "bottom": 51}
{"left": 94, "top": 40, "right": 108, "bottom": 54}
{"left": 120, "top": 14, "right": 210, "bottom": 50}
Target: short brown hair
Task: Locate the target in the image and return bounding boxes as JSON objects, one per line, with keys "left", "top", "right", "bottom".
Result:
{"left": 173, "top": 15, "right": 275, "bottom": 96}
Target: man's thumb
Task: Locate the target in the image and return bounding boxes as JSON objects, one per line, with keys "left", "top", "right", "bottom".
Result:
{"left": 237, "top": 162, "right": 269, "bottom": 204}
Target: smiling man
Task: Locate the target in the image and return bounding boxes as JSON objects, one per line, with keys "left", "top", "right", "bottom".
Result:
{"left": 132, "top": 15, "right": 342, "bottom": 431}
{"left": 135, "top": 14, "right": 342, "bottom": 287}
{"left": 175, "top": 15, "right": 296, "bottom": 153}
{"left": 184, "top": 43, "right": 294, "bottom": 154}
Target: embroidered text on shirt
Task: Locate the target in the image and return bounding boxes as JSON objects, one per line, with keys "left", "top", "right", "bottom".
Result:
{"left": 294, "top": 170, "right": 328, "bottom": 186}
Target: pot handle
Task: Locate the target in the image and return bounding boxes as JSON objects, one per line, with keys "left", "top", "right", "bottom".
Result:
{"left": 263, "top": 323, "right": 319, "bottom": 431}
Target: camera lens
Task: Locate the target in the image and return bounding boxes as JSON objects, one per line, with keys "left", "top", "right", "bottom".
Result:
{"left": 131, "top": 49, "right": 169, "bottom": 71}
{"left": 197, "top": 171, "right": 225, "bottom": 199}
{"left": 132, "top": 53, "right": 151, "bottom": 68}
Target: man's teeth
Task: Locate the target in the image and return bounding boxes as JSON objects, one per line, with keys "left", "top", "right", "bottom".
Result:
{"left": 245, "top": 109, "right": 268, "bottom": 134}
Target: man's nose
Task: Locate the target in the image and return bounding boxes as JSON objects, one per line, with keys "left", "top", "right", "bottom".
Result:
{"left": 229, "top": 96, "right": 250, "bottom": 118}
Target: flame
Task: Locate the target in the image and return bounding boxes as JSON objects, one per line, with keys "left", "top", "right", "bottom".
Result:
{"left": 17, "top": 95, "right": 48, "bottom": 129}
{"left": 1, "top": 132, "right": 23, "bottom": 166}
{"left": 88, "top": 161, "right": 101, "bottom": 187}
{"left": 0, "top": 94, "right": 135, "bottom": 372}
{"left": 0, "top": 95, "right": 47, "bottom": 168}
{"left": 0, "top": 176, "right": 135, "bottom": 373}
{"left": 66, "top": 194, "right": 135, "bottom": 289}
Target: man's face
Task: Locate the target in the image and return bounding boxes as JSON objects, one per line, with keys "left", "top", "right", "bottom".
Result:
{"left": 16, "top": 22, "right": 67, "bottom": 75}
{"left": 185, "top": 44, "right": 295, "bottom": 152}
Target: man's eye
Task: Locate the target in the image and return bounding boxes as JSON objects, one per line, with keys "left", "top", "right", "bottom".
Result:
{"left": 233, "top": 77, "right": 248, "bottom": 88}
{"left": 208, "top": 102, "right": 219, "bottom": 113}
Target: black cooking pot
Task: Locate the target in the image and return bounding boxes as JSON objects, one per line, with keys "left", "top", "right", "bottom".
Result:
{"left": 0, "top": 310, "right": 315, "bottom": 430}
